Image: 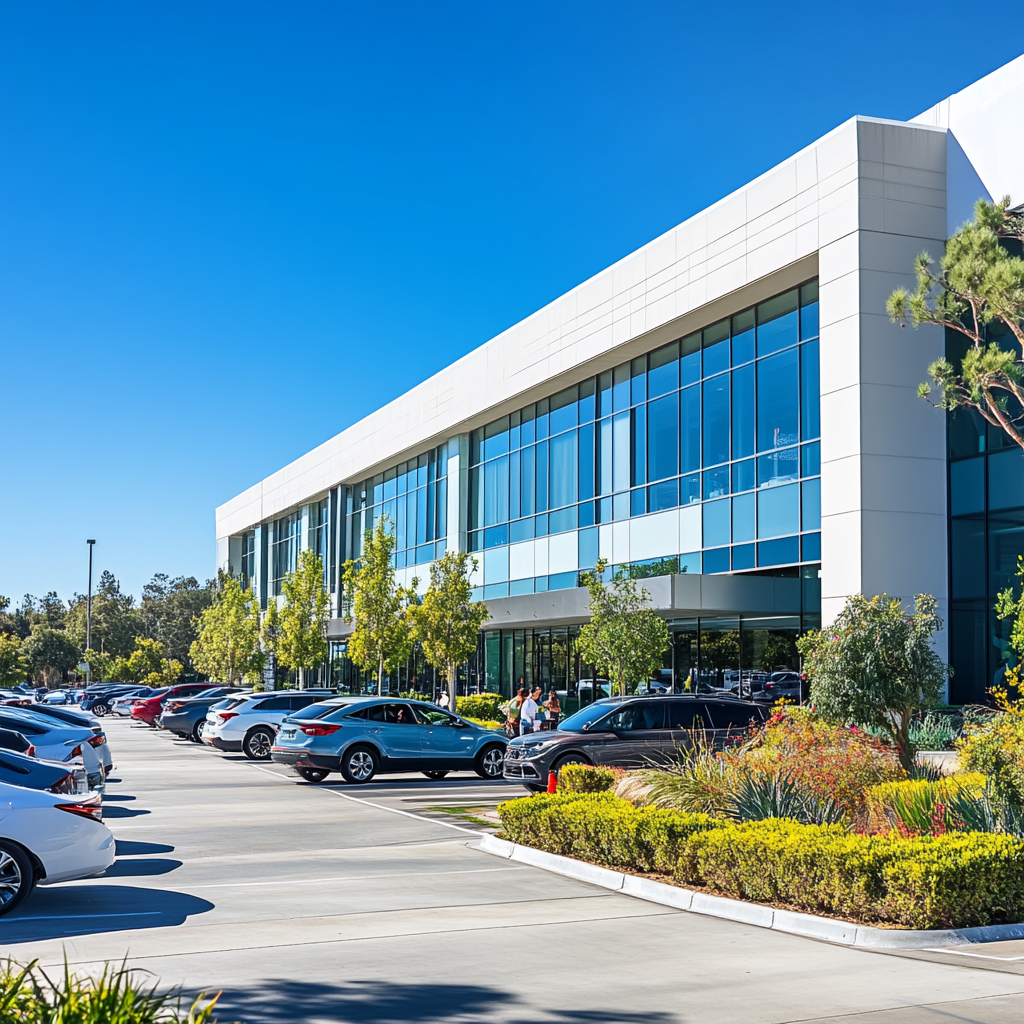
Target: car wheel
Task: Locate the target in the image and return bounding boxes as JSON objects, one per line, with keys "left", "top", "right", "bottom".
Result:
{"left": 297, "top": 767, "right": 330, "bottom": 783}
{"left": 191, "top": 719, "right": 206, "bottom": 743}
{"left": 0, "top": 841, "right": 35, "bottom": 919}
{"left": 422, "top": 771, "right": 449, "bottom": 780}
{"left": 340, "top": 746, "right": 377, "bottom": 784}
{"left": 554, "top": 753, "right": 591, "bottom": 773}
{"left": 92, "top": 702, "right": 109, "bottom": 717}
{"left": 243, "top": 727, "right": 275, "bottom": 761}
{"left": 475, "top": 745, "right": 505, "bottom": 780}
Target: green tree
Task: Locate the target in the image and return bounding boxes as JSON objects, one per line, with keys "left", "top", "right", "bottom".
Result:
{"left": 343, "top": 516, "right": 417, "bottom": 696}
{"left": 81, "top": 648, "right": 115, "bottom": 683}
{"left": 411, "top": 551, "right": 488, "bottom": 709}
{"left": 0, "top": 596, "right": 17, "bottom": 637}
{"left": 140, "top": 574, "right": 215, "bottom": 668}
{"left": 797, "top": 593, "right": 947, "bottom": 771}
{"left": 277, "top": 550, "right": 331, "bottom": 689}
{"left": 65, "top": 571, "right": 142, "bottom": 657}
{"left": 0, "top": 633, "right": 28, "bottom": 686}
{"left": 21, "top": 626, "right": 82, "bottom": 687}
{"left": 887, "top": 196, "right": 1024, "bottom": 450}
{"left": 190, "top": 575, "right": 265, "bottom": 685}
{"left": 995, "top": 555, "right": 1024, "bottom": 691}
{"left": 576, "top": 559, "right": 670, "bottom": 697}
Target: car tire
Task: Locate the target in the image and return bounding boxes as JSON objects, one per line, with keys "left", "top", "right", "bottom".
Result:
{"left": 554, "top": 753, "right": 591, "bottom": 773}
{"left": 243, "top": 727, "right": 275, "bottom": 761}
{"left": 92, "top": 702, "right": 109, "bottom": 717}
{"left": 523, "top": 782, "right": 546, "bottom": 793}
{"left": 340, "top": 746, "right": 377, "bottom": 784}
{"left": 297, "top": 767, "right": 330, "bottom": 783}
{"left": 422, "top": 771, "right": 449, "bottom": 780}
{"left": 0, "top": 841, "right": 36, "bottom": 919}
{"left": 191, "top": 720, "right": 206, "bottom": 743}
{"left": 475, "top": 745, "right": 505, "bottom": 780}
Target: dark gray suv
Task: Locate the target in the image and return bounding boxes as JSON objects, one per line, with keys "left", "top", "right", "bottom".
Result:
{"left": 503, "top": 695, "right": 768, "bottom": 791}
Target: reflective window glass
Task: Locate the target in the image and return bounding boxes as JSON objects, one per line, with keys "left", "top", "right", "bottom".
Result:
{"left": 758, "top": 447, "right": 799, "bottom": 487}
{"left": 732, "top": 309, "right": 755, "bottom": 365}
{"left": 613, "top": 413, "right": 631, "bottom": 493}
{"left": 703, "top": 466, "right": 729, "bottom": 500}
{"left": 521, "top": 406, "right": 536, "bottom": 446}
{"left": 648, "top": 342, "right": 679, "bottom": 397}
{"left": 632, "top": 406, "right": 646, "bottom": 486}
{"left": 703, "top": 498, "right": 731, "bottom": 547}
{"left": 648, "top": 393, "right": 679, "bottom": 482}
{"left": 802, "top": 533, "right": 821, "bottom": 561}
{"left": 732, "top": 364, "right": 754, "bottom": 459}
{"left": 703, "top": 547, "right": 730, "bottom": 574}
{"left": 613, "top": 364, "right": 631, "bottom": 412}
{"left": 703, "top": 375, "right": 730, "bottom": 466}
{"left": 758, "top": 536, "right": 799, "bottom": 567}
{"left": 757, "top": 348, "right": 799, "bottom": 452}
{"left": 801, "top": 341, "right": 820, "bottom": 440}
{"left": 536, "top": 441, "right": 548, "bottom": 512}
{"left": 579, "top": 379, "right": 596, "bottom": 423}
{"left": 801, "top": 479, "right": 821, "bottom": 531}
{"left": 598, "top": 372, "right": 613, "bottom": 418}
{"left": 680, "top": 473, "right": 700, "bottom": 505}
{"left": 952, "top": 517, "right": 986, "bottom": 598}
{"left": 732, "top": 459, "right": 755, "bottom": 493}
{"left": 549, "top": 387, "right": 578, "bottom": 435}
{"left": 680, "top": 385, "right": 701, "bottom": 474}
{"left": 598, "top": 417, "right": 613, "bottom": 495}
{"left": 631, "top": 357, "right": 647, "bottom": 405}
{"left": 951, "top": 457, "right": 985, "bottom": 516}
{"left": 579, "top": 423, "right": 595, "bottom": 500}
{"left": 733, "top": 492, "right": 755, "bottom": 543}
{"left": 757, "top": 290, "right": 799, "bottom": 356}
{"left": 732, "top": 543, "right": 755, "bottom": 570}
{"left": 680, "top": 331, "right": 701, "bottom": 386}
{"left": 648, "top": 479, "right": 678, "bottom": 512}
{"left": 988, "top": 448, "right": 1024, "bottom": 510}
{"left": 703, "top": 321, "right": 730, "bottom": 377}
{"left": 800, "top": 281, "right": 819, "bottom": 340}
{"left": 483, "top": 417, "right": 510, "bottom": 460}
{"left": 549, "top": 431, "right": 578, "bottom": 509}
{"left": 801, "top": 441, "right": 821, "bottom": 478}
{"left": 757, "top": 483, "right": 799, "bottom": 538}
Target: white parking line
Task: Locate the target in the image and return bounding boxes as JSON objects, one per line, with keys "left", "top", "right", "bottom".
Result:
{"left": 192, "top": 866, "right": 527, "bottom": 889}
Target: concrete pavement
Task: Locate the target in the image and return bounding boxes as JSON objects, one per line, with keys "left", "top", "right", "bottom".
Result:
{"left": 3, "top": 717, "right": 1024, "bottom": 1023}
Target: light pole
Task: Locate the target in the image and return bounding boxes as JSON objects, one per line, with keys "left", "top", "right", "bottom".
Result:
{"left": 86, "top": 540, "right": 95, "bottom": 682}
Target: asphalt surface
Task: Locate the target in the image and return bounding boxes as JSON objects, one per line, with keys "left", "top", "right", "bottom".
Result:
{"left": 2, "top": 717, "right": 1024, "bottom": 1023}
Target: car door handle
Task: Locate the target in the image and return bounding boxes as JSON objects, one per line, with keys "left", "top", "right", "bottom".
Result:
{"left": 369, "top": 727, "right": 382, "bottom": 734}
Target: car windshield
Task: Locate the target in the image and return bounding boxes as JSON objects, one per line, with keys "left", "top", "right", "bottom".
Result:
{"left": 192, "top": 688, "right": 225, "bottom": 699}
{"left": 557, "top": 702, "right": 618, "bottom": 733}
{"left": 288, "top": 702, "right": 349, "bottom": 722}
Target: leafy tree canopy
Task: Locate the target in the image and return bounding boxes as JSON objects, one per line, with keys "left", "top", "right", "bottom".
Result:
{"left": 0, "top": 633, "right": 28, "bottom": 687}
{"left": 140, "top": 574, "right": 214, "bottom": 669}
{"left": 21, "top": 626, "right": 81, "bottom": 686}
{"left": 276, "top": 551, "right": 331, "bottom": 688}
{"left": 65, "top": 571, "right": 142, "bottom": 658}
{"left": 191, "top": 575, "right": 265, "bottom": 686}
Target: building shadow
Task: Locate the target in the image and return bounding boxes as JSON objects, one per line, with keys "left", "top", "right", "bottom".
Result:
{"left": 0, "top": 885, "right": 214, "bottom": 942}
{"left": 214, "top": 978, "right": 676, "bottom": 1024}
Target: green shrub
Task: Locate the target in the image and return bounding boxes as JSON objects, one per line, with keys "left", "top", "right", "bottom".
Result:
{"left": 497, "top": 793, "right": 1024, "bottom": 929}
{"left": 957, "top": 695, "right": 1024, "bottom": 805}
{"left": 462, "top": 715, "right": 503, "bottom": 731}
{"left": 399, "top": 691, "right": 432, "bottom": 703}
{"left": 0, "top": 959, "right": 221, "bottom": 1023}
{"left": 558, "top": 764, "right": 620, "bottom": 793}
{"left": 865, "top": 775, "right": 985, "bottom": 833}
{"left": 456, "top": 693, "right": 503, "bottom": 720}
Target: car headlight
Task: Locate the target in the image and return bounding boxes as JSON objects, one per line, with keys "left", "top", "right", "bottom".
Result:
{"left": 521, "top": 740, "right": 559, "bottom": 757}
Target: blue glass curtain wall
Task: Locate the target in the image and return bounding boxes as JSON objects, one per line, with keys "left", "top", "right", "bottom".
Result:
{"left": 467, "top": 280, "right": 821, "bottom": 577}
{"left": 344, "top": 444, "right": 449, "bottom": 569}
{"left": 271, "top": 513, "right": 300, "bottom": 596}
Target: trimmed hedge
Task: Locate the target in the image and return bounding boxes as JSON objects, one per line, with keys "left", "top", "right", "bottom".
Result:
{"left": 558, "top": 764, "right": 620, "bottom": 793}
{"left": 497, "top": 793, "right": 1024, "bottom": 929}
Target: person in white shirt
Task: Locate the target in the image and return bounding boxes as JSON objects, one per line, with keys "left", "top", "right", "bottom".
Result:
{"left": 520, "top": 691, "right": 538, "bottom": 734}
{"left": 437, "top": 690, "right": 450, "bottom": 709}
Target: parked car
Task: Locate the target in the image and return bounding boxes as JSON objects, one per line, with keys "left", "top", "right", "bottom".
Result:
{"left": 159, "top": 690, "right": 251, "bottom": 743}
{"left": 0, "top": 709, "right": 107, "bottom": 789}
{"left": 203, "top": 691, "right": 336, "bottom": 760}
{"left": 0, "top": 780, "right": 114, "bottom": 917}
{"left": 0, "top": 728, "right": 34, "bottom": 756}
{"left": 758, "top": 671, "right": 805, "bottom": 703}
{"left": 130, "top": 684, "right": 214, "bottom": 726}
{"left": 503, "top": 695, "right": 768, "bottom": 791}
{"left": 22, "top": 705, "right": 113, "bottom": 774}
{"left": 80, "top": 686, "right": 152, "bottom": 716}
{"left": 0, "top": 749, "right": 91, "bottom": 795}
{"left": 270, "top": 697, "right": 508, "bottom": 784}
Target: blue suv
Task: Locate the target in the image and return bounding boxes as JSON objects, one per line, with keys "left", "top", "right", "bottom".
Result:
{"left": 271, "top": 697, "right": 506, "bottom": 784}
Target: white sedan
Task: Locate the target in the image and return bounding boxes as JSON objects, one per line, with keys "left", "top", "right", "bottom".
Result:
{"left": 0, "top": 781, "right": 115, "bottom": 917}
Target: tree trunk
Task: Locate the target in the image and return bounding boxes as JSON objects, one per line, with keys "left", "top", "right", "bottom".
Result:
{"left": 896, "top": 710, "right": 915, "bottom": 773}
{"left": 378, "top": 654, "right": 384, "bottom": 697}
{"left": 448, "top": 663, "right": 457, "bottom": 714}
{"left": 298, "top": 667, "right": 304, "bottom": 691}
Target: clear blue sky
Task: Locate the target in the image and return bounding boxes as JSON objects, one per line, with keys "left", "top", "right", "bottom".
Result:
{"left": 1, "top": 0, "right": 1020, "bottom": 606}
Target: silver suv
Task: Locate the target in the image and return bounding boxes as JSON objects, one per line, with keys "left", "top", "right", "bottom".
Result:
{"left": 202, "top": 690, "right": 335, "bottom": 760}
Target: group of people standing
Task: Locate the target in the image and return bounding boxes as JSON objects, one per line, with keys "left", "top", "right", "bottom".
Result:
{"left": 504, "top": 684, "right": 560, "bottom": 738}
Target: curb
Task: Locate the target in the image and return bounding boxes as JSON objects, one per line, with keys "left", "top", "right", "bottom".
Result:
{"left": 472, "top": 834, "right": 1024, "bottom": 950}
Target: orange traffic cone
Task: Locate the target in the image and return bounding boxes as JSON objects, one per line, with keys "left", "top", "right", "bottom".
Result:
{"left": 547, "top": 771, "right": 558, "bottom": 793}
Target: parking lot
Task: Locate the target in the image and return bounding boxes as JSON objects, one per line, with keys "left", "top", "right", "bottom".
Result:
{"left": 3, "top": 717, "right": 1024, "bottom": 1023}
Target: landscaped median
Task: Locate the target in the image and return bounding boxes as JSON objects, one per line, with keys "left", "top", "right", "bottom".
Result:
{"left": 495, "top": 788, "right": 1024, "bottom": 932}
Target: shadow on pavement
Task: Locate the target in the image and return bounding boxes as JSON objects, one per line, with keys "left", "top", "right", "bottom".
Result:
{"left": 103, "top": 805, "right": 151, "bottom": 818}
{"left": 0, "top": 885, "right": 214, "bottom": 942}
{"left": 103, "top": 793, "right": 137, "bottom": 802}
{"left": 103, "top": 858, "right": 182, "bottom": 878}
{"left": 115, "top": 840, "right": 174, "bottom": 856}
{"left": 215, "top": 979, "right": 674, "bottom": 1024}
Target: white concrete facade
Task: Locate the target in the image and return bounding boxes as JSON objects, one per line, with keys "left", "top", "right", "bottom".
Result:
{"left": 216, "top": 56, "right": 1024, "bottom": 661}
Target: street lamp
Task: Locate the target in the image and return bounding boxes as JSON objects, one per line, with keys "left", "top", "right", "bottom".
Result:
{"left": 86, "top": 540, "right": 95, "bottom": 682}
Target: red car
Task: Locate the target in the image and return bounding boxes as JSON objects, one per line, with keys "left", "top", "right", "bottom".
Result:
{"left": 130, "top": 683, "right": 215, "bottom": 726}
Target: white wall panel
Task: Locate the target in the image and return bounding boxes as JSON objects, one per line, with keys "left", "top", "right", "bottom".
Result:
{"left": 509, "top": 540, "right": 535, "bottom": 581}
{"left": 629, "top": 510, "right": 680, "bottom": 562}
{"left": 548, "top": 532, "right": 578, "bottom": 574}
{"left": 679, "top": 504, "right": 701, "bottom": 553}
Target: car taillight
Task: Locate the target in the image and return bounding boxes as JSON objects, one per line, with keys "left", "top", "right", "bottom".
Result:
{"left": 26, "top": 744, "right": 36, "bottom": 758}
{"left": 87, "top": 735, "right": 104, "bottom": 748}
{"left": 51, "top": 772, "right": 78, "bottom": 794}
{"left": 217, "top": 711, "right": 238, "bottom": 720}
{"left": 55, "top": 800, "right": 103, "bottom": 822}
{"left": 300, "top": 724, "right": 341, "bottom": 737}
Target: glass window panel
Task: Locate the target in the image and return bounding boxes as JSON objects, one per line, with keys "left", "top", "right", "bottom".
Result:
{"left": 989, "top": 511, "right": 1024, "bottom": 597}
{"left": 579, "top": 500, "right": 595, "bottom": 527}
{"left": 949, "top": 407, "right": 986, "bottom": 459}
{"left": 757, "top": 348, "right": 799, "bottom": 452}
{"left": 613, "top": 364, "right": 630, "bottom": 412}
{"left": 679, "top": 551, "right": 701, "bottom": 573}
{"left": 509, "top": 578, "right": 534, "bottom": 597}
{"left": 549, "top": 505, "right": 577, "bottom": 533}
{"left": 598, "top": 417, "right": 613, "bottom": 495}
{"left": 647, "top": 393, "right": 679, "bottom": 482}
{"left": 800, "top": 341, "right": 820, "bottom": 440}
{"left": 703, "top": 547, "right": 730, "bottom": 574}
{"left": 470, "top": 465, "right": 484, "bottom": 530}
{"left": 648, "top": 479, "right": 678, "bottom": 512}
{"left": 549, "top": 430, "right": 578, "bottom": 509}
{"left": 680, "top": 385, "right": 700, "bottom": 473}
{"left": 483, "top": 417, "right": 510, "bottom": 460}
{"left": 631, "top": 487, "right": 647, "bottom": 516}
{"left": 703, "top": 375, "right": 730, "bottom": 466}
{"left": 483, "top": 582, "right": 509, "bottom": 600}
{"left": 520, "top": 446, "right": 535, "bottom": 516}
{"left": 597, "top": 495, "right": 612, "bottom": 522}
{"left": 536, "top": 398, "right": 549, "bottom": 440}
{"left": 757, "top": 290, "right": 799, "bottom": 356}
{"left": 613, "top": 412, "right": 631, "bottom": 492}
{"left": 470, "top": 431, "right": 484, "bottom": 466}
{"left": 951, "top": 457, "right": 985, "bottom": 516}
{"left": 988, "top": 448, "right": 1024, "bottom": 510}
{"left": 758, "top": 536, "right": 799, "bottom": 567}
{"left": 801, "top": 478, "right": 821, "bottom": 531}
{"left": 436, "top": 478, "right": 447, "bottom": 538}
{"left": 468, "top": 530, "right": 482, "bottom": 552}
{"left": 951, "top": 517, "right": 986, "bottom": 598}
{"left": 801, "top": 441, "right": 821, "bottom": 478}
{"left": 579, "top": 378, "right": 596, "bottom": 423}
{"left": 549, "top": 386, "right": 578, "bottom": 435}
{"left": 732, "top": 459, "right": 755, "bottom": 493}
{"left": 549, "top": 571, "right": 578, "bottom": 592}
{"left": 534, "top": 575, "right": 548, "bottom": 593}
{"left": 800, "top": 280, "right": 819, "bottom": 339}
{"left": 598, "top": 371, "right": 613, "bottom": 418}
{"left": 732, "top": 544, "right": 755, "bottom": 570}
{"left": 703, "top": 320, "right": 730, "bottom": 377}
{"left": 613, "top": 491, "right": 630, "bottom": 520}
{"left": 383, "top": 468, "right": 397, "bottom": 500}
{"left": 703, "top": 497, "right": 731, "bottom": 547}
{"left": 802, "top": 532, "right": 821, "bottom": 562}
{"left": 509, "top": 450, "right": 521, "bottom": 520}
{"left": 732, "top": 309, "right": 755, "bottom": 365}
{"left": 521, "top": 406, "right": 536, "bottom": 446}
{"left": 510, "top": 517, "right": 535, "bottom": 543}
{"left": 579, "top": 422, "right": 595, "bottom": 500}
{"left": 536, "top": 441, "right": 548, "bottom": 512}
{"left": 732, "top": 492, "right": 755, "bottom": 543}
{"left": 578, "top": 527, "right": 599, "bottom": 570}
{"left": 484, "top": 456, "right": 509, "bottom": 526}
{"left": 509, "top": 411, "right": 521, "bottom": 451}
{"left": 632, "top": 406, "right": 647, "bottom": 486}
{"left": 680, "top": 472, "right": 700, "bottom": 505}
{"left": 757, "top": 483, "right": 799, "bottom": 538}
{"left": 631, "top": 356, "right": 647, "bottom": 405}
{"left": 680, "top": 331, "right": 701, "bottom": 387}
{"left": 703, "top": 465, "right": 729, "bottom": 499}
{"left": 416, "top": 488, "right": 428, "bottom": 545}
{"left": 484, "top": 525, "right": 509, "bottom": 550}
{"left": 648, "top": 341, "right": 679, "bottom": 398}
{"left": 732, "top": 364, "right": 755, "bottom": 459}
